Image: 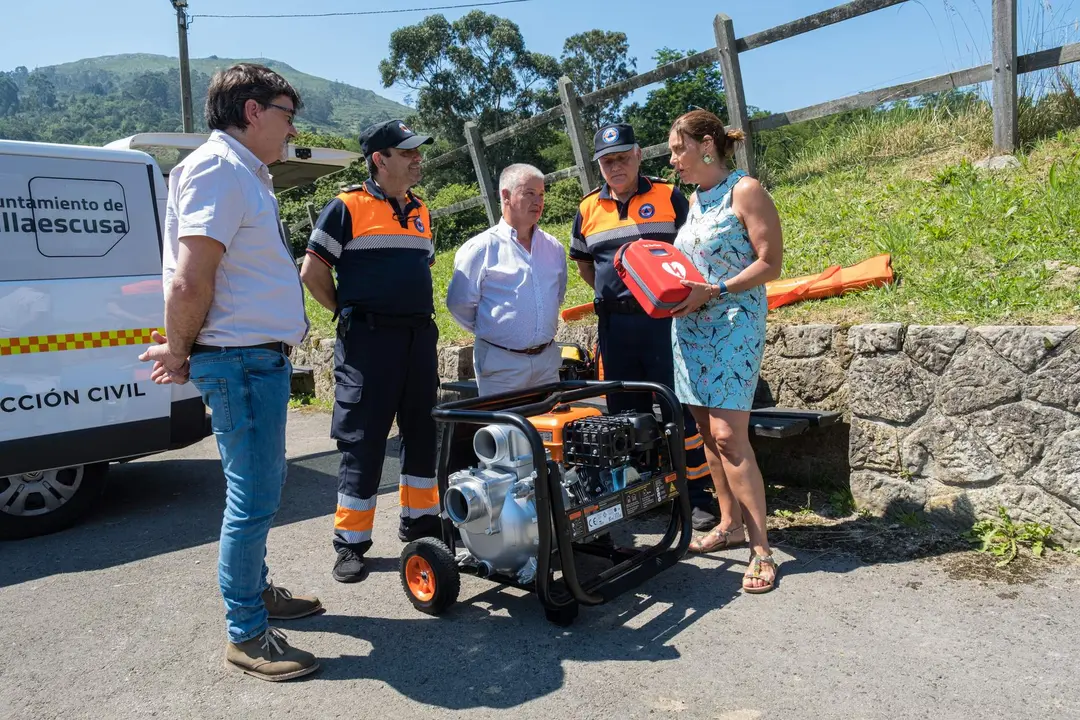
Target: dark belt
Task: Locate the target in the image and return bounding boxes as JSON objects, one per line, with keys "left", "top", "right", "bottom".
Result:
{"left": 482, "top": 338, "right": 553, "bottom": 356}
{"left": 191, "top": 341, "right": 288, "bottom": 355}
{"left": 357, "top": 312, "right": 433, "bottom": 329}
{"left": 594, "top": 297, "right": 644, "bottom": 315}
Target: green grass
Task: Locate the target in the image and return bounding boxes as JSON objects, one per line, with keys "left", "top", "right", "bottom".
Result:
{"left": 306, "top": 101, "right": 1080, "bottom": 342}
{"left": 965, "top": 505, "right": 1061, "bottom": 566}
{"left": 288, "top": 392, "right": 334, "bottom": 412}
{"left": 768, "top": 122, "right": 1080, "bottom": 327}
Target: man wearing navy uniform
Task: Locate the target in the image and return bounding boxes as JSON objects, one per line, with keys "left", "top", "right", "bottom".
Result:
{"left": 301, "top": 119, "right": 442, "bottom": 583}
{"left": 570, "top": 123, "right": 720, "bottom": 530}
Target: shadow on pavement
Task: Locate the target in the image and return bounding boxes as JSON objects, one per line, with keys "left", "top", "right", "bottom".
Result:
{"left": 0, "top": 444, "right": 396, "bottom": 588}
{"left": 765, "top": 493, "right": 975, "bottom": 578}
{"left": 292, "top": 555, "right": 743, "bottom": 709}
{"left": 3, "top": 425, "right": 971, "bottom": 604}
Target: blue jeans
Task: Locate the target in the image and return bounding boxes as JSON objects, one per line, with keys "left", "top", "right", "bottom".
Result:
{"left": 189, "top": 348, "right": 291, "bottom": 644}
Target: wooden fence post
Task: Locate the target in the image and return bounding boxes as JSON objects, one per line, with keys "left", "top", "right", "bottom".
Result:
{"left": 714, "top": 13, "right": 756, "bottom": 177}
{"left": 464, "top": 121, "right": 500, "bottom": 226}
{"left": 992, "top": 0, "right": 1018, "bottom": 154}
{"left": 306, "top": 202, "right": 318, "bottom": 229}
{"left": 558, "top": 76, "right": 599, "bottom": 193}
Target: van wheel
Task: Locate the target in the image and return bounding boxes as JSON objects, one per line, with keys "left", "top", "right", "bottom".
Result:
{"left": 0, "top": 463, "right": 109, "bottom": 540}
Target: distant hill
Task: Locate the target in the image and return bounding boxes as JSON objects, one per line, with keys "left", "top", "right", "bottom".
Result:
{"left": 0, "top": 53, "right": 410, "bottom": 146}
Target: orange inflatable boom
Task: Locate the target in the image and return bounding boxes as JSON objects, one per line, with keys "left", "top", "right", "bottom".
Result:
{"left": 559, "top": 253, "right": 894, "bottom": 321}
{"left": 765, "top": 253, "right": 893, "bottom": 310}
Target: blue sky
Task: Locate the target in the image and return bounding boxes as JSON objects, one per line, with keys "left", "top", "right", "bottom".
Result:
{"left": 2, "top": 1, "right": 1078, "bottom": 117}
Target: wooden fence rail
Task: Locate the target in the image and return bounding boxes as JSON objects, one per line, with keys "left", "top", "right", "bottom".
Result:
{"left": 483, "top": 105, "right": 566, "bottom": 147}
{"left": 735, "top": 0, "right": 910, "bottom": 52}
{"left": 575, "top": 0, "right": 910, "bottom": 110}
{"left": 382, "top": 0, "right": 1074, "bottom": 228}
{"left": 430, "top": 195, "right": 485, "bottom": 220}
{"left": 751, "top": 65, "right": 995, "bottom": 132}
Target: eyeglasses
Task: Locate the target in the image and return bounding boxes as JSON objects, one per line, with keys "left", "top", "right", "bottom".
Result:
{"left": 265, "top": 102, "right": 297, "bottom": 125}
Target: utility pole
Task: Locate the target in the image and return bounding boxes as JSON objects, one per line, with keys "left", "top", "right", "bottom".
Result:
{"left": 170, "top": 1, "right": 194, "bottom": 133}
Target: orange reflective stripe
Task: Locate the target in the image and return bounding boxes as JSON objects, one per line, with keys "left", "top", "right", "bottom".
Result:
{"left": 400, "top": 483, "right": 440, "bottom": 510}
{"left": 334, "top": 506, "right": 375, "bottom": 533}
{"left": 577, "top": 179, "right": 679, "bottom": 248}
{"left": 338, "top": 186, "right": 433, "bottom": 246}
{"left": 687, "top": 463, "right": 711, "bottom": 480}
{"left": 685, "top": 434, "right": 704, "bottom": 451}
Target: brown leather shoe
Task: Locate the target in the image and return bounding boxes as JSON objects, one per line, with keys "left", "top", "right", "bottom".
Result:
{"left": 262, "top": 581, "right": 323, "bottom": 620}
{"left": 226, "top": 627, "right": 319, "bottom": 682}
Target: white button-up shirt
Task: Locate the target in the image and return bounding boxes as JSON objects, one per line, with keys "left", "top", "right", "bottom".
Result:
{"left": 163, "top": 130, "right": 308, "bottom": 347}
{"left": 446, "top": 219, "right": 567, "bottom": 350}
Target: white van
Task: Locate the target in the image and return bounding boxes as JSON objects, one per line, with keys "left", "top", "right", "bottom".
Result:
{"left": 0, "top": 134, "right": 361, "bottom": 540}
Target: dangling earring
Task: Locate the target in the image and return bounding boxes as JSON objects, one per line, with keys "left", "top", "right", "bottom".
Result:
{"left": 702, "top": 154, "right": 714, "bottom": 165}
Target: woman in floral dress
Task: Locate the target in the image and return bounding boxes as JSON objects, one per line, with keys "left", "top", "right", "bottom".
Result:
{"left": 667, "top": 109, "right": 784, "bottom": 593}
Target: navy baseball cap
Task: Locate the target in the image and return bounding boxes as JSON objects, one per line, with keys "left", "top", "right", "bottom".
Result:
{"left": 592, "top": 123, "right": 638, "bottom": 160}
{"left": 359, "top": 119, "right": 433, "bottom": 156}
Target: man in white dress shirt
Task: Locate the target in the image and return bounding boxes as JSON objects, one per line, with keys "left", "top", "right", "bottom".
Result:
{"left": 446, "top": 164, "right": 568, "bottom": 396}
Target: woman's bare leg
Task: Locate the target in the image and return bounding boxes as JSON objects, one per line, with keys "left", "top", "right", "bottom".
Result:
{"left": 689, "top": 405, "right": 743, "bottom": 533}
{"left": 706, "top": 408, "right": 773, "bottom": 589}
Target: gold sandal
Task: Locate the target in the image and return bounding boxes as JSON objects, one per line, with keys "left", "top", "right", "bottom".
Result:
{"left": 688, "top": 524, "right": 746, "bottom": 554}
{"left": 742, "top": 553, "right": 778, "bottom": 594}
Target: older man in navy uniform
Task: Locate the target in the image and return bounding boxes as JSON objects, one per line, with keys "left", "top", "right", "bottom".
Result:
{"left": 570, "top": 122, "right": 720, "bottom": 530}
{"left": 301, "top": 119, "right": 442, "bottom": 583}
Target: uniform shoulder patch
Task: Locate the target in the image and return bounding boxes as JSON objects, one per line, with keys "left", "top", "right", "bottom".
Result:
{"left": 339, "top": 183, "right": 365, "bottom": 193}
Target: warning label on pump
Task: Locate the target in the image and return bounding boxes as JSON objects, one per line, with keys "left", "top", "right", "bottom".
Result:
{"left": 566, "top": 472, "right": 680, "bottom": 541}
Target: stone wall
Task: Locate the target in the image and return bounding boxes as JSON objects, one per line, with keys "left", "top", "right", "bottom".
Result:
{"left": 759, "top": 323, "right": 1080, "bottom": 544}
{"left": 292, "top": 338, "right": 335, "bottom": 400}
{"left": 293, "top": 320, "right": 1080, "bottom": 545}
{"left": 845, "top": 324, "right": 1080, "bottom": 544}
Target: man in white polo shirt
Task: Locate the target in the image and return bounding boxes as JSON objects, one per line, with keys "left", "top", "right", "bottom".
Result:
{"left": 446, "top": 163, "right": 568, "bottom": 395}
{"left": 139, "top": 63, "right": 320, "bottom": 682}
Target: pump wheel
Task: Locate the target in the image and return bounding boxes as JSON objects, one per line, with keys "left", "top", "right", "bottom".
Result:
{"left": 400, "top": 537, "right": 460, "bottom": 615}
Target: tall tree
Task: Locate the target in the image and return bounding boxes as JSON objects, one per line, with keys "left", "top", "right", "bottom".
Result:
{"left": 560, "top": 30, "right": 636, "bottom": 131}
{"left": 378, "top": 11, "right": 563, "bottom": 188}
{"left": 0, "top": 74, "right": 19, "bottom": 117}
{"left": 125, "top": 72, "right": 170, "bottom": 106}
{"left": 379, "top": 11, "right": 560, "bottom": 143}
{"left": 623, "top": 48, "right": 728, "bottom": 150}
{"left": 24, "top": 71, "right": 57, "bottom": 111}
{"left": 10, "top": 66, "right": 29, "bottom": 90}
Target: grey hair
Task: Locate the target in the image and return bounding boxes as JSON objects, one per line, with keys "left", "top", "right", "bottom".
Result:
{"left": 498, "top": 163, "right": 545, "bottom": 200}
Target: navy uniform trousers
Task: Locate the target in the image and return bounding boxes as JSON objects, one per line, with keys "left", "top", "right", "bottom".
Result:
{"left": 330, "top": 307, "right": 442, "bottom": 555}
{"left": 596, "top": 307, "right": 716, "bottom": 514}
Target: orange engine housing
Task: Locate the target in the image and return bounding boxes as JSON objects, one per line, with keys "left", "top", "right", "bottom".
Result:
{"left": 528, "top": 403, "right": 602, "bottom": 462}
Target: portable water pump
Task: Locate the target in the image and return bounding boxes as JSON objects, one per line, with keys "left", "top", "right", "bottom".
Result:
{"left": 398, "top": 380, "right": 692, "bottom": 626}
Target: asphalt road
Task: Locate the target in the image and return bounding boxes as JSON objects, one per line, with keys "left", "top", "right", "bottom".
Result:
{"left": 2, "top": 409, "right": 1078, "bottom": 720}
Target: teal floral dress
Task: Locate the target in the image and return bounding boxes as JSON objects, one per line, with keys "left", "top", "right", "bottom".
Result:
{"left": 672, "top": 170, "right": 767, "bottom": 410}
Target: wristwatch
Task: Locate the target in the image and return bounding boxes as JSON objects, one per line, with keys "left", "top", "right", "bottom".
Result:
{"left": 711, "top": 281, "right": 728, "bottom": 299}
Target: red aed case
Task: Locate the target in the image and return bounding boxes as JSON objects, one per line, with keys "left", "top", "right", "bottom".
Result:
{"left": 614, "top": 240, "right": 707, "bottom": 318}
